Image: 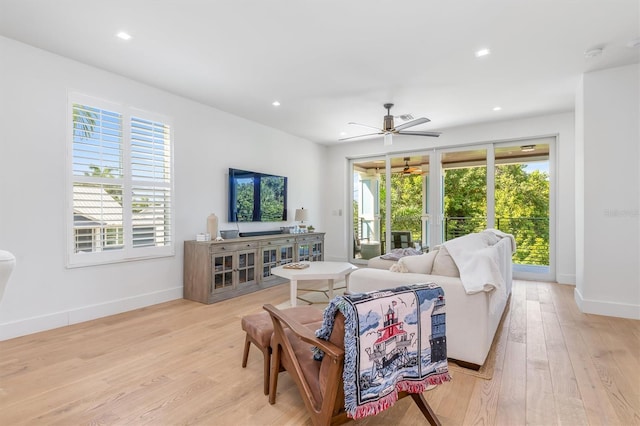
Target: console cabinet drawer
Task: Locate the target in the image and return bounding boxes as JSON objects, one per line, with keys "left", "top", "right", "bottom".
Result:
{"left": 210, "top": 241, "right": 259, "bottom": 253}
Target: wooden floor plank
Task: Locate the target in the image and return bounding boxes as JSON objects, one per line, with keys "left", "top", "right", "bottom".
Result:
{"left": 525, "top": 297, "right": 558, "bottom": 425}
{"left": 0, "top": 279, "right": 638, "bottom": 425}
{"left": 462, "top": 296, "right": 512, "bottom": 425}
{"left": 508, "top": 278, "right": 527, "bottom": 344}
{"left": 541, "top": 309, "right": 589, "bottom": 425}
{"left": 495, "top": 340, "right": 527, "bottom": 425}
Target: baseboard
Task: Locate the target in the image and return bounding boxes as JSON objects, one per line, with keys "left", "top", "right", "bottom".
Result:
{"left": 574, "top": 287, "right": 640, "bottom": 320}
{"left": 0, "top": 286, "right": 183, "bottom": 341}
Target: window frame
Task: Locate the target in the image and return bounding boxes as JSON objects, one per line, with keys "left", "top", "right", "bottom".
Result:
{"left": 66, "top": 93, "right": 175, "bottom": 268}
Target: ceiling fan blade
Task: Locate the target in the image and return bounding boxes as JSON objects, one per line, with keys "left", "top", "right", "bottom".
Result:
{"left": 348, "top": 122, "right": 383, "bottom": 132}
{"left": 338, "top": 132, "right": 383, "bottom": 141}
{"left": 394, "top": 117, "right": 431, "bottom": 131}
{"left": 397, "top": 130, "right": 442, "bottom": 137}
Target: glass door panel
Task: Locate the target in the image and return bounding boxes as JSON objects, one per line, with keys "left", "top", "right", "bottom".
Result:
{"left": 352, "top": 158, "right": 385, "bottom": 261}
{"left": 386, "top": 155, "right": 429, "bottom": 253}
{"left": 495, "top": 142, "right": 551, "bottom": 277}
{"left": 440, "top": 148, "right": 488, "bottom": 242}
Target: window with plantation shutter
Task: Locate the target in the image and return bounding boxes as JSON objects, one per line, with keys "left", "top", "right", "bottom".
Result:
{"left": 68, "top": 94, "right": 174, "bottom": 267}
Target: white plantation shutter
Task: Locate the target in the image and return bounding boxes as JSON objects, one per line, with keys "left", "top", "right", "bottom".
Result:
{"left": 68, "top": 94, "right": 174, "bottom": 267}
{"left": 71, "top": 105, "right": 123, "bottom": 178}
{"left": 130, "top": 116, "right": 172, "bottom": 248}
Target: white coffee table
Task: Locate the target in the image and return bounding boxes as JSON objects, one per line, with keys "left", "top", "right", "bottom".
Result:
{"left": 271, "top": 261, "right": 358, "bottom": 307}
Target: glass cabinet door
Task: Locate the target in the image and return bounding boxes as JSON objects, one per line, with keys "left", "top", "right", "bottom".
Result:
{"left": 311, "top": 241, "right": 323, "bottom": 261}
{"left": 212, "top": 253, "right": 234, "bottom": 292}
{"left": 298, "top": 243, "right": 311, "bottom": 261}
{"left": 262, "top": 247, "right": 278, "bottom": 278}
{"left": 279, "top": 244, "right": 294, "bottom": 264}
{"left": 237, "top": 250, "right": 256, "bottom": 285}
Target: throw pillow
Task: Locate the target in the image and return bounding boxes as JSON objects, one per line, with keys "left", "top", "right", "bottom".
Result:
{"left": 397, "top": 250, "right": 438, "bottom": 274}
{"left": 431, "top": 246, "right": 460, "bottom": 277}
{"left": 389, "top": 263, "right": 406, "bottom": 273}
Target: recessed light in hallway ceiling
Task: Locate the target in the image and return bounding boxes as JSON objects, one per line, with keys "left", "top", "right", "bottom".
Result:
{"left": 116, "top": 31, "right": 132, "bottom": 41}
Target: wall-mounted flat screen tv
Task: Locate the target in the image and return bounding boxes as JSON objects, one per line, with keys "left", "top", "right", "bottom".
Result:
{"left": 228, "top": 168, "right": 288, "bottom": 222}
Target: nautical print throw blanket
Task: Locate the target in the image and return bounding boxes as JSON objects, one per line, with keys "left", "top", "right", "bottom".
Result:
{"left": 314, "top": 283, "right": 451, "bottom": 419}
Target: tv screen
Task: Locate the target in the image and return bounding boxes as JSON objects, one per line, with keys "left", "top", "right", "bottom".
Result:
{"left": 228, "top": 168, "right": 288, "bottom": 222}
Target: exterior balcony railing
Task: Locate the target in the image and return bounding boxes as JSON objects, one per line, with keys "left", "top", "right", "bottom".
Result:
{"left": 355, "top": 215, "right": 549, "bottom": 267}
{"left": 445, "top": 216, "right": 549, "bottom": 266}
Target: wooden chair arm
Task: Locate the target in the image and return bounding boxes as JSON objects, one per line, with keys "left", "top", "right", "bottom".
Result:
{"left": 263, "top": 304, "right": 344, "bottom": 359}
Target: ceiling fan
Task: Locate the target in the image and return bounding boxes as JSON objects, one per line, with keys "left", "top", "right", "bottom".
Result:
{"left": 399, "top": 157, "right": 424, "bottom": 175}
{"left": 339, "top": 103, "right": 441, "bottom": 145}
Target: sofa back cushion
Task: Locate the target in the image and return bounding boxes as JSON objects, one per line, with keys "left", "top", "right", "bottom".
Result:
{"left": 431, "top": 246, "right": 460, "bottom": 277}
{"left": 396, "top": 250, "right": 438, "bottom": 274}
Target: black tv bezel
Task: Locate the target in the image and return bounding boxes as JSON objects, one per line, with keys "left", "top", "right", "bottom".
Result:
{"left": 228, "top": 168, "right": 288, "bottom": 223}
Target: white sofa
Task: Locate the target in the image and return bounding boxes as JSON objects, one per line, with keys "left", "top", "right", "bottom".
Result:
{"left": 349, "top": 230, "right": 515, "bottom": 368}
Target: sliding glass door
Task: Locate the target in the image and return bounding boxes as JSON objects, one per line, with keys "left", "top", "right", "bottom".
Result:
{"left": 439, "top": 147, "right": 489, "bottom": 242}
{"left": 494, "top": 141, "right": 552, "bottom": 278}
{"left": 349, "top": 137, "right": 554, "bottom": 280}
{"left": 351, "top": 154, "right": 431, "bottom": 260}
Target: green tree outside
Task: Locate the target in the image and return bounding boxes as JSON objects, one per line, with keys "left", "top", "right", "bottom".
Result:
{"left": 377, "top": 164, "right": 549, "bottom": 265}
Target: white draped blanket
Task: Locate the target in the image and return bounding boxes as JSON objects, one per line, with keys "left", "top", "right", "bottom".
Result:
{"left": 442, "top": 230, "right": 515, "bottom": 314}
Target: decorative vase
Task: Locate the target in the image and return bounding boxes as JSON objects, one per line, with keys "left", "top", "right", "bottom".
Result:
{"left": 207, "top": 213, "right": 218, "bottom": 239}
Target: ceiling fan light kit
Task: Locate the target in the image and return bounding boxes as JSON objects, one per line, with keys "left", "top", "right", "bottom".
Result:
{"left": 400, "top": 157, "right": 423, "bottom": 175}
{"left": 339, "top": 103, "right": 441, "bottom": 145}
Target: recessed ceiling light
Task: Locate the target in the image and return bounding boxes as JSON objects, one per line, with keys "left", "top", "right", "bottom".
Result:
{"left": 116, "top": 31, "right": 132, "bottom": 41}
{"left": 475, "top": 48, "right": 491, "bottom": 58}
{"left": 339, "top": 132, "right": 347, "bottom": 136}
{"left": 272, "top": 101, "right": 280, "bottom": 107}
{"left": 493, "top": 106, "right": 502, "bottom": 111}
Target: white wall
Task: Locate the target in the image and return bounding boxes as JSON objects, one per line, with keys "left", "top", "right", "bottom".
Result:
{"left": 575, "top": 63, "right": 640, "bottom": 320}
{"left": 324, "top": 112, "right": 577, "bottom": 285}
{"left": 0, "top": 36, "right": 326, "bottom": 340}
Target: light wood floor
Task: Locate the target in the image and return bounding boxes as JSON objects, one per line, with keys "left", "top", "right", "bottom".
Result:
{"left": 1, "top": 280, "right": 639, "bottom": 425}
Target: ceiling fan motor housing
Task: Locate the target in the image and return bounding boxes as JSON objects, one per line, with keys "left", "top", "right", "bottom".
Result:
{"left": 383, "top": 114, "right": 395, "bottom": 132}
{"left": 383, "top": 103, "right": 395, "bottom": 131}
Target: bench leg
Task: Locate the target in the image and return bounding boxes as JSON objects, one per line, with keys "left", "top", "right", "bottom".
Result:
{"left": 242, "top": 334, "right": 251, "bottom": 368}
{"left": 261, "top": 345, "right": 271, "bottom": 395}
